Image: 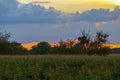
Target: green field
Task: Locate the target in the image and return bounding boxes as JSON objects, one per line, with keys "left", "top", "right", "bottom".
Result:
{"left": 0, "top": 54, "right": 120, "bottom": 80}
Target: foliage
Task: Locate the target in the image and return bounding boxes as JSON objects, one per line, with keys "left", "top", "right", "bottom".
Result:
{"left": 75, "top": 30, "right": 91, "bottom": 54}
{"left": 10, "top": 41, "right": 28, "bottom": 54}
{"left": 30, "top": 42, "right": 51, "bottom": 54}
{"left": 0, "top": 31, "right": 28, "bottom": 54}
{"left": 29, "top": 30, "right": 110, "bottom": 55}
{"left": 0, "top": 31, "right": 10, "bottom": 42}
{"left": 0, "top": 30, "right": 111, "bottom": 55}
{"left": 73, "top": 30, "right": 110, "bottom": 55}
{"left": 50, "top": 40, "right": 76, "bottom": 54}
{"left": 0, "top": 32, "right": 12, "bottom": 54}
{"left": 0, "top": 55, "right": 120, "bottom": 80}
{"left": 0, "top": 41, "right": 12, "bottom": 54}
{"left": 88, "top": 31, "right": 110, "bottom": 55}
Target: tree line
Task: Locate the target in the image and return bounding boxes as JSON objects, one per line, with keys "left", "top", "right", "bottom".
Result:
{"left": 0, "top": 32, "right": 27, "bottom": 54}
{"left": 0, "top": 30, "right": 111, "bottom": 55}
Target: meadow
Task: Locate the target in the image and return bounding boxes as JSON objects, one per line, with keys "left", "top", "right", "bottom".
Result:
{"left": 0, "top": 54, "right": 120, "bottom": 80}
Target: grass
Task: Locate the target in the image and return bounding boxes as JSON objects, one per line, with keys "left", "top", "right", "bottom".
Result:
{"left": 0, "top": 54, "right": 120, "bottom": 80}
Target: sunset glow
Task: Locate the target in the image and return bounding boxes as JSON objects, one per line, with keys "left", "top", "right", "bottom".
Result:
{"left": 22, "top": 42, "right": 120, "bottom": 50}
{"left": 108, "top": 0, "right": 120, "bottom": 4}
{"left": 107, "top": 44, "right": 120, "bottom": 49}
{"left": 22, "top": 42, "right": 58, "bottom": 50}
{"left": 22, "top": 42, "right": 38, "bottom": 50}
{"left": 18, "top": 0, "right": 120, "bottom": 13}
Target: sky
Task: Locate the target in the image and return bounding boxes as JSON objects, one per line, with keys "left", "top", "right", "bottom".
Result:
{"left": 0, "top": 0, "right": 120, "bottom": 43}
{"left": 18, "top": 0, "right": 120, "bottom": 13}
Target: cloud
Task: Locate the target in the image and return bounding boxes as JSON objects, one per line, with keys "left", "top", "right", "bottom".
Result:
{"left": 72, "top": 6, "right": 120, "bottom": 23}
{"left": 31, "top": 1, "right": 51, "bottom": 4}
{"left": 2, "top": 21, "right": 120, "bottom": 43}
{"left": 0, "top": 0, "right": 63, "bottom": 24}
{"left": 0, "top": 0, "right": 18, "bottom": 13}
{"left": 95, "top": 22, "right": 107, "bottom": 27}
{"left": 0, "top": 0, "right": 120, "bottom": 24}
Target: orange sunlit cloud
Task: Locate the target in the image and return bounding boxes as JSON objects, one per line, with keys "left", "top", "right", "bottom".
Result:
{"left": 95, "top": 22, "right": 108, "bottom": 27}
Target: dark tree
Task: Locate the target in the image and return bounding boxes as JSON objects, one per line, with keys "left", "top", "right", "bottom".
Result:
{"left": 0, "top": 32, "right": 12, "bottom": 54}
{"left": 89, "top": 31, "right": 110, "bottom": 55}
{"left": 10, "top": 41, "right": 28, "bottom": 54}
{"left": 78, "top": 30, "right": 90, "bottom": 45}
{"left": 76, "top": 30, "right": 91, "bottom": 54}
{"left": 54, "top": 40, "right": 68, "bottom": 54}
{"left": 0, "top": 41, "right": 12, "bottom": 54}
{"left": 0, "top": 32, "right": 28, "bottom": 54}
{"left": 31, "top": 42, "right": 51, "bottom": 54}
{"left": 66, "top": 39, "right": 75, "bottom": 54}
{"left": 0, "top": 31, "right": 10, "bottom": 42}
{"left": 76, "top": 30, "right": 110, "bottom": 55}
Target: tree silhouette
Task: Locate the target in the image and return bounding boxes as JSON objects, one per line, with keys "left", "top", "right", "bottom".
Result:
{"left": 75, "top": 30, "right": 110, "bottom": 55}
{"left": 55, "top": 40, "right": 68, "bottom": 54}
{"left": 0, "top": 32, "right": 12, "bottom": 54}
{"left": 76, "top": 30, "right": 91, "bottom": 54}
{"left": 0, "top": 32, "right": 28, "bottom": 54}
{"left": 31, "top": 42, "right": 51, "bottom": 54}
{"left": 89, "top": 31, "right": 110, "bottom": 55}
{"left": 11, "top": 41, "right": 28, "bottom": 54}
{"left": 0, "top": 31, "right": 10, "bottom": 42}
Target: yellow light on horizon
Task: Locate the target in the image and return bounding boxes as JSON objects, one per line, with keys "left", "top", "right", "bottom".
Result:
{"left": 22, "top": 42, "right": 120, "bottom": 50}
{"left": 18, "top": 0, "right": 120, "bottom": 13}
{"left": 107, "top": 0, "right": 120, "bottom": 5}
